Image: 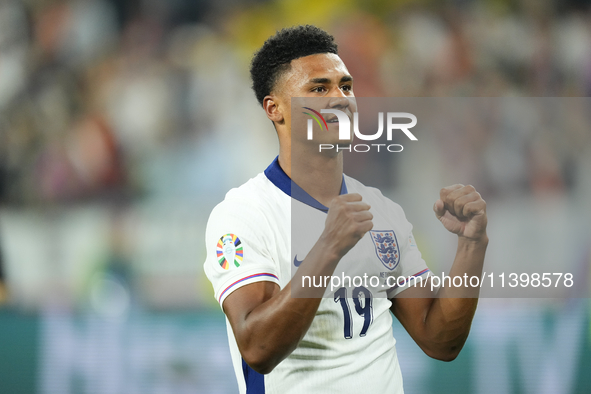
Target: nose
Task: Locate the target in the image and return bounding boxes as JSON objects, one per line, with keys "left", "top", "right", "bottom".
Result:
{"left": 327, "top": 94, "right": 350, "bottom": 111}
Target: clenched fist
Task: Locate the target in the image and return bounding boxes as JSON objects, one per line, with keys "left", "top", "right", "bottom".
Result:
{"left": 434, "top": 184, "right": 487, "bottom": 241}
{"left": 321, "top": 193, "right": 373, "bottom": 258}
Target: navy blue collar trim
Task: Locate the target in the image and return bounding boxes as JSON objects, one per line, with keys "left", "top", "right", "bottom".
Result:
{"left": 264, "top": 156, "right": 348, "bottom": 212}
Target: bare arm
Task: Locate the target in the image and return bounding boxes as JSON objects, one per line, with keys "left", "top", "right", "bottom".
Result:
{"left": 223, "top": 193, "right": 373, "bottom": 374}
{"left": 390, "top": 184, "right": 488, "bottom": 361}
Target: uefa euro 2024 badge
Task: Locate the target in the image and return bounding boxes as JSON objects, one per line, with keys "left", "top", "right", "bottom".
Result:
{"left": 370, "top": 230, "right": 400, "bottom": 271}
{"left": 217, "top": 234, "right": 243, "bottom": 270}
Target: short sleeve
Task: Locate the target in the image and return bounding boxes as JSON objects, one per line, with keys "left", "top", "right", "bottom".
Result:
{"left": 386, "top": 206, "right": 431, "bottom": 298}
{"left": 203, "top": 198, "right": 280, "bottom": 309}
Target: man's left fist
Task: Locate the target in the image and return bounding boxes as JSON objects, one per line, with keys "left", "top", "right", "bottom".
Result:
{"left": 433, "top": 184, "right": 487, "bottom": 241}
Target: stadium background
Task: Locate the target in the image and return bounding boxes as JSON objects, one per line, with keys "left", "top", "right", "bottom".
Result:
{"left": 0, "top": 0, "right": 590, "bottom": 393}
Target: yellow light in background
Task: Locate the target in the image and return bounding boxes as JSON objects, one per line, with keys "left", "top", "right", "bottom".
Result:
{"left": 226, "top": 0, "right": 356, "bottom": 61}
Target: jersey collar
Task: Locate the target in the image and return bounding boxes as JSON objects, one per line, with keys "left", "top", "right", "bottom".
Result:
{"left": 264, "top": 156, "right": 348, "bottom": 213}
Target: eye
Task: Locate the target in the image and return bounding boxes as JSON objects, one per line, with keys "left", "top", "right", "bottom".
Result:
{"left": 341, "top": 84, "right": 352, "bottom": 92}
{"left": 311, "top": 86, "right": 326, "bottom": 93}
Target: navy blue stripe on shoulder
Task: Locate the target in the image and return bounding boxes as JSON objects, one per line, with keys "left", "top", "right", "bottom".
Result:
{"left": 242, "top": 358, "right": 265, "bottom": 393}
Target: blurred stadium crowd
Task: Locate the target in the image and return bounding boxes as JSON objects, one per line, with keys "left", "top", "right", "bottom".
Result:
{"left": 1, "top": 0, "right": 591, "bottom": 206}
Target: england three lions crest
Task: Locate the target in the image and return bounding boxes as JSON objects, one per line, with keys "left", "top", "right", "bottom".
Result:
{"left": 370, "top": 230, "right": 400, "bottom": 270}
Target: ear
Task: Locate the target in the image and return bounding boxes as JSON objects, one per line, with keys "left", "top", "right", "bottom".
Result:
{"left": 263, "top": 95, "right": 284, "bottom": 124}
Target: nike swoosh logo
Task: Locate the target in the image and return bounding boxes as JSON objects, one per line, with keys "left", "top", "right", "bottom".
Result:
{"left": 293, "top": 255, "right": 304, "bottom": 267}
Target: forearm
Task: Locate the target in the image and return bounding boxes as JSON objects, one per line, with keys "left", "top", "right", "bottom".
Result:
{"left": 235, "top": 236, "right": 342, "bottom": 373}
{"left": 238, "top": 282, "right": 320, "bottom": 373}
{"left": 423, "top": 235, "right": 488, "bottom": 359}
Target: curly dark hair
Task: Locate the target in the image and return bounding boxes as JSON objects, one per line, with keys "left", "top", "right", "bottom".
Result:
{"left": 250, "top": 25, "right": 338, "bottom": 106}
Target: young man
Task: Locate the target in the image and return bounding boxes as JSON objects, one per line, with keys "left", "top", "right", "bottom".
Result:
{"left": 204, "top": 25, "right": 488, "bottom": 393}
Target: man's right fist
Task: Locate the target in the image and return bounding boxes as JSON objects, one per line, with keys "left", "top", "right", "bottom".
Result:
{"left": 321, "top": 193, "right": 373, "bottom": 258}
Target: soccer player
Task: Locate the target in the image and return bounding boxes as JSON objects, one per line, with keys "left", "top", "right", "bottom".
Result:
{"left": 204, "top": 25, "right": 488, "bottom": 393}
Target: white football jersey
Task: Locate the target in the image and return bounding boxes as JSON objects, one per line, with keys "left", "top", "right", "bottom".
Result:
{"left": 204, "top": 157, "right": 431, "bottom": 394}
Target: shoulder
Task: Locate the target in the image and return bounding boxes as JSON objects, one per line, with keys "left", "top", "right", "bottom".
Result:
{"left": 343, "top": 175, "right": 406, "bottom": 218}
{"left": 207, "top": 172, "right": 288, "bottom": 231}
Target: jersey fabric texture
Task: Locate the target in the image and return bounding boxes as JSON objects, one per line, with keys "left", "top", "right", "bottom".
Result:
{"left": 203, "top": 156, "right": 431, "bottom": 394}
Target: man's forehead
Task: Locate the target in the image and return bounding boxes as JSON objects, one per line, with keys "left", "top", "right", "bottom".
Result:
{"left": 289, "top": 53, "right": 351, "bottom": 81}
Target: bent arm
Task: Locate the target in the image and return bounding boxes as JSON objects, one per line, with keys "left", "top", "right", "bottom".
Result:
{"left": 390, "top": 184, "right": 488, "bottom": 361}
{"left": 223, "top": 239, "right": 339, "bottom": 374}
{"left": 223, "top": 193, "right": 373, "bottom": 374}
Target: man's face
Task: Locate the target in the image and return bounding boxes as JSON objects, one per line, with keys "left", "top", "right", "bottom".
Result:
{"left": 272, "top": 53, "right": 357, "bottom": 148}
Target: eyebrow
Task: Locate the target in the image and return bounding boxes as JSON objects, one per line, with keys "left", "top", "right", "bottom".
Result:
{"left": 308, "top": 75, "right": 353, "bottom": 84}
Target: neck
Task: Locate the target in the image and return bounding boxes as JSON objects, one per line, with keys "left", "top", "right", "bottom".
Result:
{"left": 279, "top": 143, "right": 344, "bottom": 207}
